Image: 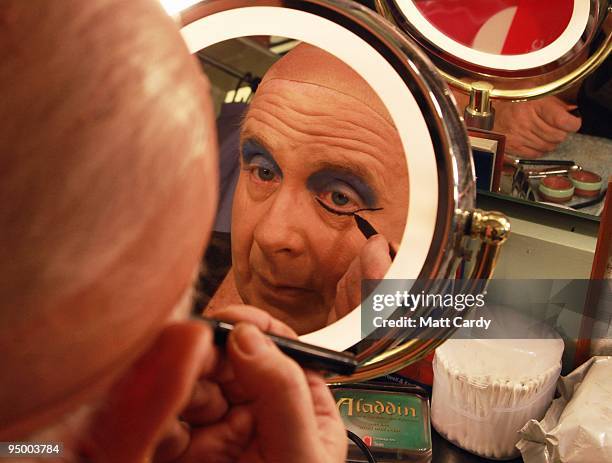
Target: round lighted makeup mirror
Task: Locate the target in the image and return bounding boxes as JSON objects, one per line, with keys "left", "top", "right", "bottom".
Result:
{"left": 162, "top": 0, "right": 510, "bottom": 383}
{"left": 375, "top": 0, "right": 611, "bottom": 127}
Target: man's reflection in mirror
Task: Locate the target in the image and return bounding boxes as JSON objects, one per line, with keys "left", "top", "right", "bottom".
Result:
{"left": 197, "top": 43, "right": 408, "bottom": 335}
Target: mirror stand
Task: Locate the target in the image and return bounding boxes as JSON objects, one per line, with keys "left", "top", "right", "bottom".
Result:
{"left": 463, "top": 81, "right": 495, "bottom": 130}
{"left": 465, "top": 209, "right": 511, "bottom": 278}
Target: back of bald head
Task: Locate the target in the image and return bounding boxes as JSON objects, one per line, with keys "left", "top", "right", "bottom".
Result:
{"left": 0, "top": 0, "right": 217, "bottom": 437}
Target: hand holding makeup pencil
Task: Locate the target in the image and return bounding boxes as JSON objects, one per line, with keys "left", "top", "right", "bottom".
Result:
{"left": 174, "top": 306, "right": 347, "bottom": 463}
{"left": 328, "top": 234, "right": 396, "bottom": 324}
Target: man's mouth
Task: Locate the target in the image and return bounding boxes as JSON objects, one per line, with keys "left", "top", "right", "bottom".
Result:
{"left": 253, "top": 271, "right": 314, "bottom": 297}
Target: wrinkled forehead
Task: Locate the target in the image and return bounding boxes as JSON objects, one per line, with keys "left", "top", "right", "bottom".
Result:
{"left": 244, "top": 80, "right": 404, "bottom": 159}
{"left": 242, "top": 79, "right": 407, "bottom": 200}
{"left": 257, "top": 43, "right": 394, "bottom": 126}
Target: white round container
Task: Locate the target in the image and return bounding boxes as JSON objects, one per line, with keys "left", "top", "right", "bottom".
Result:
{"left": 431, "top": 338, "right": 564, "bottom": 460}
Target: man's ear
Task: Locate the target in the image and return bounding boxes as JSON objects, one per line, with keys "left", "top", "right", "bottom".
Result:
{"left": 79, "top": 321, "right": 216, "bottom": 462}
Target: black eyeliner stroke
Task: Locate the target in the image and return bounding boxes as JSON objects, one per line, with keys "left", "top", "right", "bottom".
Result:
{"left": 314, "top": 198, "right": 396, "bottom": 260}
{"left": 314, "top": 197, "right": 382, "bottom": 216}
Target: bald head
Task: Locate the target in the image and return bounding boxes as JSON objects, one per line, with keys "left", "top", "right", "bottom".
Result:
{"left": 0, "top": 0, "right": 217, "bottom": 437}
{"left": 258, "top": 43, "right": 394, "bottom": 125}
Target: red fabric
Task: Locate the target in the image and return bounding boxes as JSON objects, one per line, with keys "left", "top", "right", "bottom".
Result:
{"left": 502, "top": 0, "right": 573, "bottom": 54}
{"left": 415, "top": 0, "right": 519, "bottom": 48}
{"left": 414, "top": 0, "right": 573, "bottom": 55}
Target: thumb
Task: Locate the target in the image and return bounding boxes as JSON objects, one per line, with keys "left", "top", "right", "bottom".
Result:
{"left": 227, "top": 323, "right": 320, "bottom": 461}
{"left": 360, "top": 234, "right": 393, "bottom": 279}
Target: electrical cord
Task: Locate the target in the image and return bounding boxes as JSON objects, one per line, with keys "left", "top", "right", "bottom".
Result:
{"left": 347, "top": 430, "right": 377, "bottom": 463}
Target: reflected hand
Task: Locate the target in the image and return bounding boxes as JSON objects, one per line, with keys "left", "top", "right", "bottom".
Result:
{"left": 494, "top": 96, "right": 581, "bottom": 158}
{"left": 177, "top": 306, "right": 347, "bottom": 463}
{"left": 329, "top": 234, "right": 394, "bottom": 324}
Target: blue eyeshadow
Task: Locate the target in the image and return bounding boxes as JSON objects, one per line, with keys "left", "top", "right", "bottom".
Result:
{"left": 241, "top": 139, "right": 282, "bottom": 177}
{"left": 307, "top": 170, "right": 377, "bottom": 207}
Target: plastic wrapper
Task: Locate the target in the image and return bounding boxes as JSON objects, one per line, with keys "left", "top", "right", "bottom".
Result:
{"left": 517, "top": 356, "right": 612, "bottom": 463}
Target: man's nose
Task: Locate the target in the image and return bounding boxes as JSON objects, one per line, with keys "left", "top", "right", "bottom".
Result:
{"left": 253, "top": 188, "right": 309, "bottom": 258}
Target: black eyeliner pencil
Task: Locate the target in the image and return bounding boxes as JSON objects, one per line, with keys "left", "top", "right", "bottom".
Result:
{"left": 201, "top": 317, "right": 358, "bottom": 376}
{"left": 354, "top": 213, "right": 378, "bottom": 238}
{"left": 354, "top": 214, "right": 396, "bottom": 260}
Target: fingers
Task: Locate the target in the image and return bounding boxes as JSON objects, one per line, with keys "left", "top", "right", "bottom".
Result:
{"left": 202, "top": 305, "right": 300, "bottom": 406}
{"left": 522, "top": 137, "right": 557, "bottom": 154}
{"left": 176, "top": 406, "right": 254, "bottom": 463}
{"left": 498, "top": 97, "right": 581, "bottom": 158}
{"left": 531, "top": 115, "right": 569, "bottom": 145}
{"left": 506, "top": 130, "right": 555, "bottom": 158}
{"left": 360, "top": 235, "right": 392, "bottom": 279}
{"left": 537, "top": 97, "right": 582, "bottom": 133}
{"left": 226, "top": 323, "right": 321, "bottom": 461}
{"left": 304, "top": 372, "right": 348, "bottom": 463}
{"left": 210, "top": 304, "right": 298, "bottom": 338}
{"left": 513, "top": 117, "right": 561, "bottom": 154}
{"left": 153, "top": 421, "right": 190, "bottom": 463}
{"left": 332, "top": 257, "right": 362, "bottom": 321}
{"left": 181, "top": 380, "right": 228, "bottom": 426}
{"left": 333, "top": 235, "right": 392, "bottom": 322}
{"left": 506, "top": 145, "right": 546, "bottom": 159}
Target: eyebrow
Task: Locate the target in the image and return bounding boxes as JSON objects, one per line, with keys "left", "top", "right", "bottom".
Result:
{"left": 240, "top": 138, "right": 282, "bottom": 175}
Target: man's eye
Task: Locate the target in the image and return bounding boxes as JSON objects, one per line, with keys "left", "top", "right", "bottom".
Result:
{"left": 242, "top": 153, "right": 280, "bottom": 184}
{"left": 317, "top": 187, "right": 361, "bottom": 212}
{"left": 256, "top": 166, "right": 276, "bottom": 181}
{"left": 331, "top": 191, "right": 350, "bottom": 206}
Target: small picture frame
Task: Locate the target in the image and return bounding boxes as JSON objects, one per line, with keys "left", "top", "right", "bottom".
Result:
{"left": 468, "top": 128, "right": 506, "bottom": 192}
